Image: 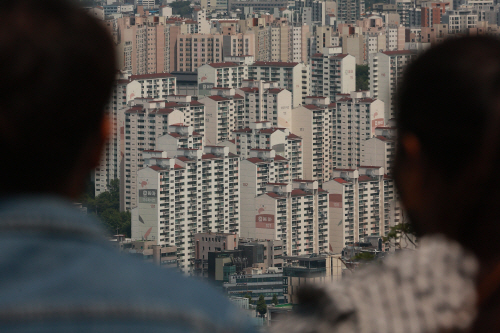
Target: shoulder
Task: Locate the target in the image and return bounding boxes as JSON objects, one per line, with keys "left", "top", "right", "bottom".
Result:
{"left": 274, "top": 236, "right": 478, "bottom": 333}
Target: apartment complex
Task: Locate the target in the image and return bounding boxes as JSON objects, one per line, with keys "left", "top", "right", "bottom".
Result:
{"left": 176, "top": 34, "right": 224, "bottom": 72}
{"left": 369, "top": 50, "right": 417, "bottom": 120}
{"left": 132, "top": 145, "right": 240, "bottom": 273}
{"left": 122, "top": 100, "right": 185, "bottom": 211}
{"left": 243, "top": 181, "right": 329, "bottom": 256}
{"left": 236, "top": 80, "right": 293, "bottom": 128}
{"left": 323, "top": 166, "right": 401, "bottom": 251}
{"left": 360, "top": 126, "right": 396, "bottom": 175}
{"left": 292, "top": 97, "right": 334, "bottom": 184}
{"left": 248, "top": 61, "right": 310, "bottom": 108}
{"left": 232, "top": 122, "right": 303, "bottom": 181}
{"left": 333, "top": 91, "right": 385, "bottom": 169}
{"left": 310, "top": 53, "right": 356, "bottom": 99}
{"left": 197, "top": 62, "right": 248, "bottom": 96}
{"left": 199, "top": 90, "right": 245, "bottom": 145}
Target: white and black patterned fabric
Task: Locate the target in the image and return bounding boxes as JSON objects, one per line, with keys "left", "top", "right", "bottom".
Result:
{"left": 274, "top": 235, "right": 478, "bottom": 333}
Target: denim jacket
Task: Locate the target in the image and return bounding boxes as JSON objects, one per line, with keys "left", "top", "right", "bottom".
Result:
{"left": 0, "top": 196, "right": 254, "bottom": 333}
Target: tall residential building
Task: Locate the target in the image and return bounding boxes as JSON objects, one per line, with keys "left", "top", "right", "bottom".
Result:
{"left": 232, "top": 121, "right": 303, "bottom": 180}
{"left": 222, "top": 33, "right": 256, "bottom": 58}
{"left": 337, "top": 0, "right": 365, "bottom": 24}
{"left": 127, "top": 73, "right": 177, "bottom": 99}
{"left": 441, "top": 9, "right": 478, "bottom": 33}
{"left": 292, "top": 97, "right": 334, "bottom": 184}
{"left": 246, "top": 26, "right": 271, "bottom": 61}
{"left": 369, "top": 50, "right": 416, "bottom": 120}
{"left": 310, "top": 53, "right": 356, "bottom": 100}
{"left": 95, "top": 72, "right": 177, "bottom": 197}
{"left": 333, "top": 91, "right": 385, "bottom": 169}
{"left": 386, "top": 25, "right": 406, "bottom": 51}
{"left": 121, "top": 100, "right": 185, "bottom": 211}
{"left": 269, "top": 22, "right": 310, "bottom": 63}
{"left": 248, "top": 61, "right": 310, "bottom": 108}
{"left": 132, "top": 145, "right": 240, "bottom": 273}
{"left": 197, "top": 62, "right": 248, "bottom": 96}
{"left": 199, "top": 90, "right": 245, "bottom": 145}
{"left": 243, "top": 181, "right": 329, "bottom": 256}
{"left": 236, "top": 80, "right": 293, "bottom": 128}
{"left": 163, "top": 95, "right": 206, "bottom": 138}
{"left": 323, "top": 166, "right": 401, "bottom": 250}
{"left": 116, "top": 17, "right": 171, "bottom": 75}
{"left": 360, "top": 126, "right": 396, "bottom": 175}
{"left": 176, "top": 34, "right": 224, "bottom": 72}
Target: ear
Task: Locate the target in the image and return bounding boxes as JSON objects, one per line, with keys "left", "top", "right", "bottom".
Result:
{"left": 396, "top": 134, "right": 424, "bottom": 211}
{"left": 88, "top": 116, "right": 112, "bottom": 169}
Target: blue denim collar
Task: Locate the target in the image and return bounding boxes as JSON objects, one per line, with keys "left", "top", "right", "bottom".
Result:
{"left": 0, "top": 195, "right": 108, "bottom": 241}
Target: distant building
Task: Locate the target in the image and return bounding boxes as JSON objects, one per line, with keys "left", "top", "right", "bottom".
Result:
{"left": 132, "top": 145, "right": 240, "bottom": 273}
{"left": 223, "top": 272, "right": 286, "bottom": 304}
{"left": 369, "top": 50, "right": 416, "bottom": 120}
{"left": 282, "top": 254, "right": 343, "bottom": 304}
{"left": 310, "top": 53, "right": 356, "bottom": 100}
{"left": 248, "top": 61, "right": 310, "bottom": 108}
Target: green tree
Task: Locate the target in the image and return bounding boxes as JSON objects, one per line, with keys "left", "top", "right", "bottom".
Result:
{"left": 80, "top": 179, "right": 131, "bottom": 237}
{"left": 272, "top": 294, "right": 279, "bottom": 305}
{"left": 356, "top": 64, "right": 369, "bottom": 91}
{"left": 256, "top": 295, "right": 267, "bottom": 317}
{"left": 169, "top": 1, "right": 193, "bottom": 16}
{"left": 382, "top": 216, "right": 417, "bottom": 250}
{"left": 352, "top": 252, "right": 375, "bottom": 261}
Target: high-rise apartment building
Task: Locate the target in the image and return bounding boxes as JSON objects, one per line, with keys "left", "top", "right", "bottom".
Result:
{"left": 127, "top": 73, "right": 177, "bottom": 99}
{"left": 310, "top": 53, "right": 356, "bottom": 100}
{"left": 323, "top": 166, "right": 401, "bottom": 250}
{"left": 333, "top": 91, "right": 385, "bottom": 169}
{"left": 337, "top": 0, "right": 365, "bottom": 24}
{"left": 122, "top": 100, "right": 185, "bottom": 211}
{"left": 236, "top": 80, "right": 293, "bottom": 128}
{"left": 176, "top": 34, "right": 224, "bottom": 72}
{"left": 199, "top": 90, "right": 245, "bottom": 145}
{"left": 242, "top": 181, "right": 329, "bottom": 256}
{"left": 95, "top": 72, "right": 177, "bottom": 197}
{"left": 292, "top": 97, "right": 334, "bottom": 184}
{"left": 232, "top": 121, "right": 303, "bottom": 180}
{"left": 269, "top": 22, "right": 310, "bottom": 63}
{"left": 360, "top": 126, "right": 396, "bottom": 175}
{"left": 197, "top": 62, "right": 248, "bottom": 96}
{"left": 369, "top": 50, "right": 416, "bottom": 120}
{"left": 248, "top": 61, "right": 310, "bottom": 107}
{"left": 116, "top": 17, "right": 171, "bottom": 75}
{"left": 132, "top": 145, "right": 240, "bottom": 273}
{"left": 222, "top": 33, "right": 256, "bottom": 58}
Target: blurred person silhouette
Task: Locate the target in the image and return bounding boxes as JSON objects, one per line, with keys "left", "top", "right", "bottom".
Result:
{"left": 273, "top": 36, "right": 500, "bottom": 333}
{"left": 0, "top": 1, "right": 254, "bottom": 332}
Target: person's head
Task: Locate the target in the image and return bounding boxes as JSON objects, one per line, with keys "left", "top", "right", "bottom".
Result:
{"left": 0, "top": 0, "right": 116, "bottom": 199}
{"left": 394, "top": 36, "right": 500, "bottom": 258}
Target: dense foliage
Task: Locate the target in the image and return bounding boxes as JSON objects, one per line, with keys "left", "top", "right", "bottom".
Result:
{"left": 256, "top": 295, "right": 268, "bottom": 316}
{"left": 352, "top": 252, "right": 376, "bottom": 261}
{"left": 272, "top": 294, "right": 279, "bottom": 305}
{"left": 80, "top": 179, "right": 131, "bottom": 237}
{"left": 356, "top": 64, "right": 369, "bottom": 91}
{"left": 169, "top": 1, "right": 193, "bottom": 16}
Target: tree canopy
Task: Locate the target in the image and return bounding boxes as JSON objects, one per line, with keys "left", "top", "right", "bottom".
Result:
{"left": 80, "top": 179, "right": 131, "bottom": 237}
{"left": 169, "top": 1, "right": 193, "bottom": 17}
{"left": 356, "top": 64, "right": 369, "bottom": 91}
{"left": 272, "top": 294, "right": 279, "bottom": 305}
{"left": 256, "top": 295, "right": 267, "bottom": 316}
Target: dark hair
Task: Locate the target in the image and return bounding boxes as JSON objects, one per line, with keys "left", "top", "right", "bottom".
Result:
{"left": 0, "top": 0, "right": 116, "bottom": 195}
{"left": 394, "top": 36, "right": 500, "bottom": 252}
{"left": 395, "top": 36, "right": 500, "bottom": 177}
